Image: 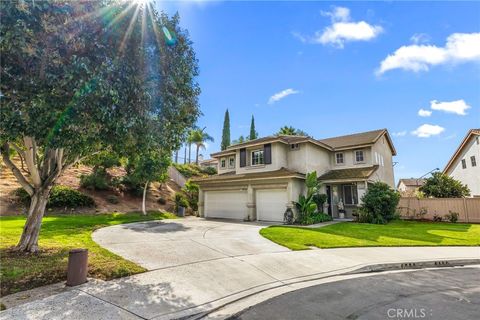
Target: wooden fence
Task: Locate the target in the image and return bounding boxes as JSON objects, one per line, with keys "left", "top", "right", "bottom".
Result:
{"left": 397, "top": 197, "right": 480, "bottom": 223}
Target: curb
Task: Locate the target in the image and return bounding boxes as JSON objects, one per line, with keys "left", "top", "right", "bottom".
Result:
{"left": 188, "top": 258, "right": 480, "bottom": 320}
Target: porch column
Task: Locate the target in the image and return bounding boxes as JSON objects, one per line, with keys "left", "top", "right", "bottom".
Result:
{"left": 198, "top": 188, "right": 205, "bottom": 217}
{"left": 246, "top": 184, "right": 256, "bottom": 221}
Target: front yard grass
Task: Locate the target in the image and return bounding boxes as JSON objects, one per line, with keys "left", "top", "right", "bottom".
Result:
{"left": 0, "top": 211, "right": 176, "bottom": 296}
{"left": 260, "top": 220, "right": 480, "bottom": 250}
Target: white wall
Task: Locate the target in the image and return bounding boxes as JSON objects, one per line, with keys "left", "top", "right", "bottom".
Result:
{"left": 446, "top": 136, "right": 480, "bottom": 197}
{"left": 370, "top": 136, "right": 395, "bottom": 187}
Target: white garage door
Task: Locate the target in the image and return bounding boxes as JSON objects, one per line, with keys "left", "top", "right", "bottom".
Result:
{"left": 204, "top": 190, "right": 247, "bottom": 220}
{"left": 256, "top": 189, "right": 288, "bottom": 222}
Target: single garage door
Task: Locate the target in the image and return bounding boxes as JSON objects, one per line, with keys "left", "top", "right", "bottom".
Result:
{"left": 256, "top": 189, "right": 288, "bottom": 222}
{"left": 204, "top": 190, "right": 247, "bottom": 220}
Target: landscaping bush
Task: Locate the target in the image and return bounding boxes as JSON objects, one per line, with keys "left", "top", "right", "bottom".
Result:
{"left": 120, "top": 174, "right": 144, "bottom": 197}
{"left": 105, "top": 195, "right": 119, "bottom": 204}
{"left": 173, "top": 163, "right": 202, "bottom": 178}
{"left": 445, "top": 211, "right": 459, "bottom": 223}
{"left": 200, "top": 166, "right": 217, "bottom": 175}
{"left": 312, "top": 193, "right": 328, "bottom": 213}
{"left": 157, "top": 197, "right": 167, "bottom": 205}
{"left": 433, "top": 214, "right": 443, "bottom": 222}
{"left": 299, "top": 212, "right": 332, "bottom": 225}
{"left": 80, "top": 169, "right": 111, "bottom": 190}
{"left": 174, "top": 192, "right": 189, "bottom": 212}
{"left": 358, "top": 182, "right": 400, "bottom": 224}
{"left": 182, "top": 180, "right": 199, "bottom": 211}
{"left": 15, "top": 186, "right": 95, "bottom": 208}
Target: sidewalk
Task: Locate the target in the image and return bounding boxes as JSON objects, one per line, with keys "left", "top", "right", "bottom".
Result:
{"left": 2, "top": 246, "right": 479, "bottom": 320}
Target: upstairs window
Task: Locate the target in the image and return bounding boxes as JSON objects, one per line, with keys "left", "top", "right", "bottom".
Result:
{"left": 354, "top": 150, "right": 364, "bottom": 163}
{"left": 220, "top": 158, "right": 226, "bottom": 168}
{"left": 228, "top": 156, "right": 235, "bottom": 168}
{"left": 461, "top": 159, "right": 467, "bottom": 169}
{"left": 335, "top": 153, "right": 344, "bottom": 165}
{"left": 251, "top": 150, "right": 264, "bottom": 166}
{"left": 471, "top": 156, "right": 477, "bottom": 167}
{"left": 290, "top": 143, "right": 300, "bottom": 150}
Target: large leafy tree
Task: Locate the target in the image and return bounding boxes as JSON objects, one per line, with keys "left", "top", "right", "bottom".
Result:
{"left": 419, "top": 172, "right": 470, "bottom": 198}
{"left": 0, "top": 1, "right": 200, "bottom": 252}
{"left": 221, "top": 109, "right": 230, "bottom": 150}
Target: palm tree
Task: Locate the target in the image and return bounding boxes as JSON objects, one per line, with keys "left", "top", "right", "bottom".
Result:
{"left": 186, "top": 130, "right": 195, "bottom": 164}
{"left": 277, "top": 126, "right": 309, "bottom": 136}
{"left": 191, "top": 128, "right": 214, "bottom": 165}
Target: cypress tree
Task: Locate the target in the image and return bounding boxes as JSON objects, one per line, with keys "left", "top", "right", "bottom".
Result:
{"left": 249, "top": 115, "right": 258, "bottom": 140}
{"left": 221, "top": 109, "right": 230, "bottom": 150}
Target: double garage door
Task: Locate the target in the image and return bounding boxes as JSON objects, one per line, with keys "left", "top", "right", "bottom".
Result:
{"left": 204, "top": 189, "right": 287, "bottom": 222}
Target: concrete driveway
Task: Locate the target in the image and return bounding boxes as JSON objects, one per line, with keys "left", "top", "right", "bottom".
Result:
{"left": 92, "top": 217, "right": 289, "bottom": 270}
{"left": 2, "top": 217, "right": 479, "bottom": 320}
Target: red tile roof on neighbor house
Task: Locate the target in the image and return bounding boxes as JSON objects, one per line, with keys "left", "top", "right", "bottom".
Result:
{"left": 443, "top": 129, "right": 480, "bottom": 173}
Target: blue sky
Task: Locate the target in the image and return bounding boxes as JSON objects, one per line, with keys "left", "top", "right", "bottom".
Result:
{"left": 158, "top": 1, "right": 480, "bottom": 181}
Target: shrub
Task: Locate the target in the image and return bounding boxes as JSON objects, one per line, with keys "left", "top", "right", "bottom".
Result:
{"left": 200, "top": 166, "right": 217, "bottom": 176}
{"left": 445, "top": 211, "right": 459, "bottom": 223}
{"left": 80, "top": 169, "right": 111, "bottom": 190}
{"left": 173, "top": 163, "right": 206, "bottom": 178}
{"left": 157, "top": 197, "right": 167, "bottom": 205}
{"left": 312, "top": 194, "right": 328, "bottom": 213}
{"left": 433, "top": 214, "right": 443, "bottom": 222}
{"left": 105, "top": 195, "right": 119, "bottom": 204}
{"left": 358, "top": 182, "right": 400, "bottom": 224}
{"left": 420, "top": 172, "right": 470, "bottom": 198}
{"left": 182, "top": 180, "right": 199, "bottom": 211}
{"left": 300, "top": 212, "right": 332, "bottom": 225}
{"left": 121, "top": 174, "right": 144, "bottom": 197}
{"left": 16, "top": 186, "right": 95, "bottom": 208}
{"left": 174, "top": 192, "right": 189, "bottom": 211}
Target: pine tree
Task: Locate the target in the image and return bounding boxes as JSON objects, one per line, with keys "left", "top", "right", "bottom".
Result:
{"left": 221, "top": 109, "right": 230, "bottom": 150}
{"left": 249, "top": 115, "right": 258, "bottom": 140}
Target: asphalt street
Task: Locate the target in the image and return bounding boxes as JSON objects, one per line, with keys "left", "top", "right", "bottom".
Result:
{"left": 232, "top": 266, "right": 480, "bottom": 320}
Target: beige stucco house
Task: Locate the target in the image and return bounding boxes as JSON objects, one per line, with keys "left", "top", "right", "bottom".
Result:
{"left": 443, "top": 129, "right": 480, "bottom": 197}
{"left": 396, "top": 178, "right": 425, "bottom": 197}
{"left": 192, "top": 129, "right": 396, "bottom": 222}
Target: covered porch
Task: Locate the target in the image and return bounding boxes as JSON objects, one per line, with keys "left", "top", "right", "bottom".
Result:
{"left": 318, "top": 166, "right": 379, "bottom": 219}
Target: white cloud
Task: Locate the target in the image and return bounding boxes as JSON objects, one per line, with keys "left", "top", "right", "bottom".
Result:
{"left": 418, "top": 109, "right": 432, "bottom": 117}
{"left": 411, "top": 124, "right": 445, "bottom": 138}
{"left": 377, "top": 32, "right": 480, "bottom": 74}
{"left": 294, "top": 7, "right": 382, "bottom": 48}
{"left": 392, "top": 131, "right": 407, "bottom": 137}
{"left": 430, "top": 99, "right": 471, "bottom": 115}
{"left": 268, "top": 88, "right": 299, "bottom": 105}
{"left": 410, "top": 33, "right": 431, "bottom": 44}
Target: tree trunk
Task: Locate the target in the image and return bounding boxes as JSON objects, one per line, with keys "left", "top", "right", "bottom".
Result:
{"left": 175, "top": 150, "right": 178, "bottom": 163}
{"left": 188, "top": 143, "right": 192, "bottom": 164}
{"left": 195, "top": 145, "right": 200, "bottom": 165}
{"left": 184, "top": 146, "right": 187, "bottom": 164}
{"left": 15, "top": 189, "right": 50, "bottom": 253}
{"left": 142, "top": 181, "right": 149, "bottom": 215}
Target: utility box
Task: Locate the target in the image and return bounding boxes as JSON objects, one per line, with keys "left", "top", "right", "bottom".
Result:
{"left": 66, "top": 249, "right": 88, "bottom": 286}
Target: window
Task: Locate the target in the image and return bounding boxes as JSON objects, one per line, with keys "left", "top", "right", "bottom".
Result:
{"left": 290, "top": 143, "right": 300, "bottom": 150}
{"left": 375, "top": 152, "right": 379, "bottom": 164}
{"left": 354, "top": 150, "right": 364, "bottom": 163}
{"left": 461, "top": 159, "right": 467, "bottom": 169}
{"left": 220, "top": 158, "right": 226, "bottom": 168}
{"left": 472, "top": 156, "right": 477, "bottom": 167}
{"left": 251, "top": 150, "right": 264, "bottom": 166}
{"left": 343, "top": 185, "right": 358, "bottom": 205}
{"left": 335, "top": 153, "right": 344, "bottom": 165}
{"left": 381, "top": 155, "right": 384, "bottom": 167}
{"left": 228, "top": 156, "right": 235, "bottom": 168}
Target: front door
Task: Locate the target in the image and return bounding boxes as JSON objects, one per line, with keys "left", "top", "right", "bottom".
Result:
{"left": 326, "top": 185, "right": 332, "bottom": 216}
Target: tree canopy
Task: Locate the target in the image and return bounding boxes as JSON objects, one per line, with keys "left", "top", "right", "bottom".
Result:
{"left": 0, "top": 1, "right": 201, "bottom": 251}
{"left": 419, "top": 172, "right": 470, "bottom": 198}
{"left": 221, "top": 109, "right": 230, "bottom": 150}
{"left": 276, "top": 126, "right": 309, "bottom": 136}
{"left": 249, "top": 115, "right": 258, "bottom": 140}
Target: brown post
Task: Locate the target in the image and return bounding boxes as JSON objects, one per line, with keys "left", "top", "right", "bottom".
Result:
{"left": 66, "top": 249, "right": 88, "bottom": 286}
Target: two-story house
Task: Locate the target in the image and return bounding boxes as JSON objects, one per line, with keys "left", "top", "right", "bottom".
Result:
{"left": 443, "top": 129, "right": 480, "bottom": 197}
{"left": 192, "top": 129, "right": 396, "bottom": 221}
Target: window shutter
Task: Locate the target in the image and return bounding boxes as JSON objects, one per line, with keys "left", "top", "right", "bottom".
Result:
{"left": 240, "top": 148, "right": 246, "bottom": 167}
{"left": 264, "top": 144, "right": 272, "bottom": 164}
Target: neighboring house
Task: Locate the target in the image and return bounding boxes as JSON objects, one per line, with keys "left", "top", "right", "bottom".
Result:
{"left": 192, "top": 129, "right": 396, "bottom": 221}
{"left": 199, "top": 158, "right": 218, "bottom": 169}
{"left": 443, "top": 129, "right": 480, "bottom": 197}
{"left": 397, "top": 178, "right": 425, "bottom": 197}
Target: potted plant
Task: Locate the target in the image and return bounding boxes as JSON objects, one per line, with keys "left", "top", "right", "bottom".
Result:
{"left": 174, "top": 193, "right": 189, "bottom": 217}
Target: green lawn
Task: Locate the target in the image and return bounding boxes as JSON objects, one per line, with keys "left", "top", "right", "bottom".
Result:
{"left": 0, "top": 211, "right": 176, "bottom": 296}
{"left": 260, "top": 221, "right": 480, "bottom": 250}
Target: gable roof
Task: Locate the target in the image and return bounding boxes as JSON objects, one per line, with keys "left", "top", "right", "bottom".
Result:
{"left": 318, "top": 165, "right": 379, "bottom": 182}
{"left": 318, "top": 129, "right": 397, "bottom": 155}
{"left": 397, "top": 178, "right": 425, "bottom": 188}
{"left": 443, "top": 129, "right": 480, "bottom": 173}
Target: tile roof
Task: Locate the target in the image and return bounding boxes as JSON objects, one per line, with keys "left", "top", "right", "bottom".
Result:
{"left": 191, "top": 168, "right": 304, "bottom": 183}
{"left": 318, "top": 165, "right": 379, "bottom": 181}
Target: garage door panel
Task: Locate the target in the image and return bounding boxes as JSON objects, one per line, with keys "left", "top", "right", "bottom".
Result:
{"left": 256, "top": 189, "right": 288, "bottom": 222}
{"left": 205, "top": 191, "right": 247, "bottom": 220}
